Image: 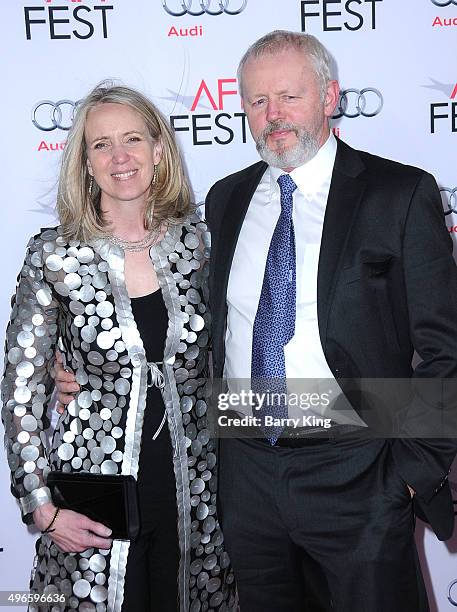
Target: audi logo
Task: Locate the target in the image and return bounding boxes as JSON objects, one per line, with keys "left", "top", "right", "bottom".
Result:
{"left": 448, "top": 579, "right": 457, "bottom": 606}
{"left": 332, "top": 88, "right": 383, "bottom": 119}
{"left": 162, "top": 0, "right": 247, "bottom": 16}
{"left": 32, "top": 99, "right": 81, "bottom": 132}
{"left": 440, "top": 187, "right": 457, "bottom": 216}
{"left": 431, "top": 0, "right": 457, "bottom": 6}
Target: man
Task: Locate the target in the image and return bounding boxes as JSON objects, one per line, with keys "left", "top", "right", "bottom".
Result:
{"left": 55, "top": 31, "right": 457, "bottom": 611}
{"left": 204, "top": 30, "right": 457, "bottom": 611}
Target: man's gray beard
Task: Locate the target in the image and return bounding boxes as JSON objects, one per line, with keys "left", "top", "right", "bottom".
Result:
{"left": 255, "top": 122, "right": 319, "bottom": 169}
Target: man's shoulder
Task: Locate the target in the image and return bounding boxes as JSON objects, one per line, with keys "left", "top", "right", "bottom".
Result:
{"left": 339, "top": 139, "right": 430, "bottom": 183}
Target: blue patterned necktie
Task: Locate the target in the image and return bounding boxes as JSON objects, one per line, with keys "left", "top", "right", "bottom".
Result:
{"left": 251, "top": 174, "right": 298, "bottom": 444}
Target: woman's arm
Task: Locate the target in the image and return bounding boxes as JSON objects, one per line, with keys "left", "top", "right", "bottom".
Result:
{"left": 1, "top": 234, "right": 59, "bottom": 520}
{"left": 1, "top": 234, "right": 112, "bottom": 551}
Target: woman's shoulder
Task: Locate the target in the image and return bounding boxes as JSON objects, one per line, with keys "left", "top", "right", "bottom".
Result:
{"left": 25, "top": 226, "right": 92, "bottom": 265}
{"left": 27, "top": 225, "right": 64, "bottom": 248}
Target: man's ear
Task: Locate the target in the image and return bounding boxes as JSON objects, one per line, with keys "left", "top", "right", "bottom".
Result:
{"left": 324, "top": 80, "right": 340, "bottom": 119}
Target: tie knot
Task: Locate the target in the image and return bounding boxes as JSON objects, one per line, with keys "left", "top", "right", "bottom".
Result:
{"left": 278, "top": 173, "right": 297, "bottom": 195}
{"left": 277, "top": 174, "right": 297, "bottom": 214}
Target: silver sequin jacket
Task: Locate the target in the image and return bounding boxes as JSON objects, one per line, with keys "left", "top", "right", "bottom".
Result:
{"left": 1, "top": 216, "right": 236, "bottom": 611}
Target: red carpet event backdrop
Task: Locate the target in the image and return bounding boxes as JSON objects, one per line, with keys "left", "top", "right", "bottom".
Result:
{"left": 0, "top": 0, "right": 456, "bottom": 610}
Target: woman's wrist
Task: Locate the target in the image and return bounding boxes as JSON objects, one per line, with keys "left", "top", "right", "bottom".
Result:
{"left": 33, "top": 502, "right": 57, "bottom": 532}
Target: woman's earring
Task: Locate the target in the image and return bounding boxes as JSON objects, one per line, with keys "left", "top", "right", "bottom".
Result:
{"left": 89, "top": 176, "right": 93, "bottom": 197}
{"left": 152, "top": 165, "right": 157, "bottom": 186}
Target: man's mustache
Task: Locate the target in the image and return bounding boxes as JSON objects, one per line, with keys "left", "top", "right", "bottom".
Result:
{"left": 260, "top": 121, "right": 299, "bottom": 139}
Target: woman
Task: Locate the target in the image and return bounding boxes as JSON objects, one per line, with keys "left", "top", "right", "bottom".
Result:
{"left": 1, "top": 83, "right": 236, "bottom": 611}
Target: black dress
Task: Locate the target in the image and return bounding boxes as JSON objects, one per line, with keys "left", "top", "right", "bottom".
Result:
{"left": 122, "top": 290, "right": 179, "bottom": 611}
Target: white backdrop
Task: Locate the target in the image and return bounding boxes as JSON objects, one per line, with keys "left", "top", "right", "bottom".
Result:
{"left": 1, "top": 0, "right": 457, "bottom": 609}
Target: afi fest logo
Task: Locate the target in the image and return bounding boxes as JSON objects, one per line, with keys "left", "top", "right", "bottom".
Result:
{"left": 162, "top": 0, "right": 247, "bottom": 16}
{"left": 300, "top": 0, "right": 384, "bottom": 32}
{"left": 162, "top": 78, "right": 248, "bottom": 146}
{"left": 24, "top": 0, "right": 113, "bottom": 40}
{"left": 425, "top": 79, "right": 457, "bottom": 133}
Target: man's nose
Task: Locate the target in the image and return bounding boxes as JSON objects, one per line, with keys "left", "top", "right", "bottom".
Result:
{"left": 266, "top": 99, "right": 283, "bottom": 122}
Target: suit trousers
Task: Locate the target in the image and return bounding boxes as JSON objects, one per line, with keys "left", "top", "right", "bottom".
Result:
{"left": 218, "top": 436, "right": 429, "bottom": 612}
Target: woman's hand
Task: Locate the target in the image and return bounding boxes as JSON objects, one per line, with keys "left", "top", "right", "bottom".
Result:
{"left": 33, "top": 502, "right": 112, "bottom": 553}
{"left": 53, "top": 351, "right": 80, "bottom": 414}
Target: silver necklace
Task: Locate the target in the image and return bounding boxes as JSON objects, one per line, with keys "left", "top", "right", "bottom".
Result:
{"left": 107, "top": 227, "right": 161, "bottom": 252}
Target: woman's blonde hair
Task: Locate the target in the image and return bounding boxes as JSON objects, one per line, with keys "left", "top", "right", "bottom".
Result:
{"left": 57, "top": 81, "right": 192, "bottom": 241}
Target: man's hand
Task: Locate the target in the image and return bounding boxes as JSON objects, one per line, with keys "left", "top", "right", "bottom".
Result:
{"left": 33, "top": 502, "right": 112, "bottom": 552}
{"left": 53, "top": 350, "right": 80, "bottom": 414}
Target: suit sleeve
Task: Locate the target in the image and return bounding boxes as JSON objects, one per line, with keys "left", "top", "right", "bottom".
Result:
{"left": 391, "top": 172, "right": 457, "bottom": 502}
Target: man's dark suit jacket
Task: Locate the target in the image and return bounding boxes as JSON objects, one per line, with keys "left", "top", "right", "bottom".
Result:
{"left": 205, "top": 138, "right": 457, "bottom": 541}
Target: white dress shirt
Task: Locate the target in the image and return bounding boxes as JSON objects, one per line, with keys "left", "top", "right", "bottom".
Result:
{"left": 224, "top": 133, "right": 364, "bottom": 425}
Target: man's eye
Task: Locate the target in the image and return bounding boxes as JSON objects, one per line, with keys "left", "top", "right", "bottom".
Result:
{"left": 252, "top": 98, "right": 266, "bottom": 107}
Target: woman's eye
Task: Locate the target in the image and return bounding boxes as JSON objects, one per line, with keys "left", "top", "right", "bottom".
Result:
{"left": 94, "top": 142, "right": 108, "bottom": 150}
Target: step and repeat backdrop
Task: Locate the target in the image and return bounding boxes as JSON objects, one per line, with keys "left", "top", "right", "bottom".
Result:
{"left": 0, "top": 0, "right": 456, "bottom": 610}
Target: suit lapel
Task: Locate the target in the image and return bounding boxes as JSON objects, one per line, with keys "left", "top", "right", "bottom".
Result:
{"left": 317, "top": 140, "right": 367, "bottom": 350}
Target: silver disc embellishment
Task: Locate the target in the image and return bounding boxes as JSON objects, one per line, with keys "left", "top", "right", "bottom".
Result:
{"left": 184, "top": 233, "right": 200, "bottom": 250}
{"left": 58, "top": 443, "right": 74, "bottom": 461}
{"left": 114, "top": 378, "right": 130, "bottom": 396}
{"left": 62, "top": 257, "right": 80, "bottom": 273}
{"left": 54, "top": 282, "right": 70, "bottom": 297}
{"left": 100, "top": 436, "right": 116, "bottom": 454}
{"left": 23, "top": 473, "right": 40, "bottom": 492}
{"left": 96, "top": 332, "right": 115, "bottom": 350}
{"left": 89, "top": 554, "right": 107, "bottom": 573}
{"left": 45, "top": 254, "right": 64, "bottom": 272}
{"left": 78, "top": 247, "right": 94, "bottom": 263}
{"left": 73, "top": 579, "right": 91, "bottom": 599}
{"left": 90, "top": 585, "right": 108, "bottom": 604}
{"left": 100, "top": 459, "right": 117, "bottom": 474}
{"left": 96, "top": 301, "right": 114, "bottom": 318}
{"left": 16, "top": 361, "right": 34, "bottom": 378}
{"left": 78, "top": 391, "right": 93, "bottom": 409}
{"left": 65, "top": 273, "right": 82, "bottom": 291}
{"left": 80, "top": 285, "right": 96, "bottom": 303}
{"left": 189, "top": 314, "right": 205, "bottom": 332}
{"left": 176, "top": 259, "right": 192, "bottom": 275}
{"left": 17, "top": 331, "right": 34, "bottom": 348}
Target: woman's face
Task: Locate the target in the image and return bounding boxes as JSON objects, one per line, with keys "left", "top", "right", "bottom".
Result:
{"left": 85, "top": 102, "right": 163, "bottom": 211}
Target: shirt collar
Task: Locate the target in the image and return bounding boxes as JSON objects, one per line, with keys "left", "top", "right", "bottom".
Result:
{"left": 269, "top": 132, "right": 337, "bottom": 197}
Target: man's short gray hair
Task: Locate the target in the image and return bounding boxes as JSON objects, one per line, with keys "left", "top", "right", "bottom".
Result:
{"left": 237, "top": 30, "right": 332, "bottom": 101}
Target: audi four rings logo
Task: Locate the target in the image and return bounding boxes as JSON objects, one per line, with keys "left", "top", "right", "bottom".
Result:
{"left": 441, "top": 187, "right": 457, "bottom": 216}
{"left": 448, "top": 579, "right": 457, "bottom": 606}
{"left": 162, "top": 0, "right": 247, "bottom": 16}
{"left": 333, "top": 88, "right": 383, "bottom": 119}
{"left": 431, "top": 0, "right": 457, "bottom": 6}
{"left": 32, "top": 100, "right": 81, "bottom": 132}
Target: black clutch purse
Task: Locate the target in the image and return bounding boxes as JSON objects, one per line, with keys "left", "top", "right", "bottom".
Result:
{"left": 47, "top": 471, "right": 140, "bottom": 541}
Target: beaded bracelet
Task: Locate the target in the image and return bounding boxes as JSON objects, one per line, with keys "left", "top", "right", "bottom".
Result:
{"left": 41, "top": 507, "right": 61, "bottom": 534}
